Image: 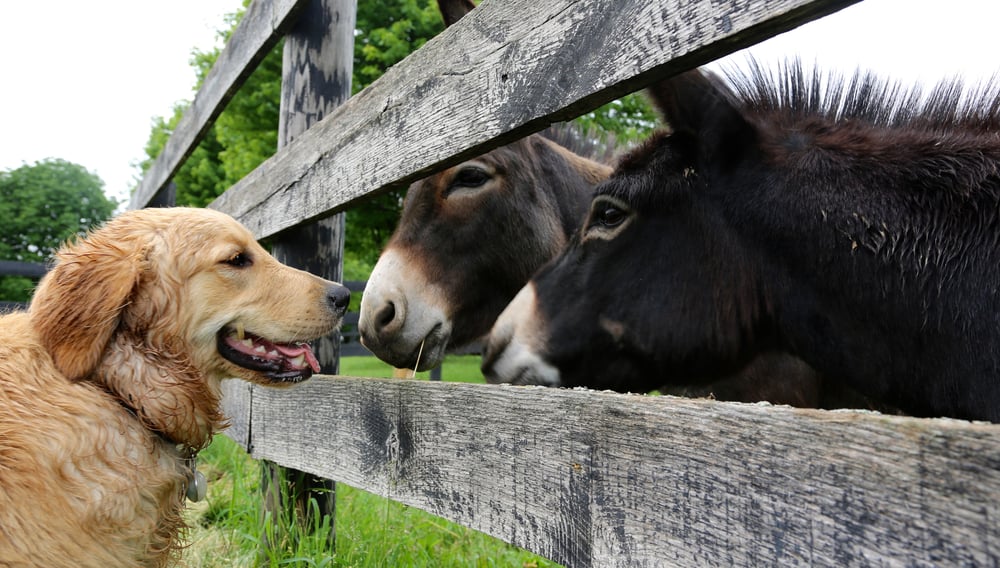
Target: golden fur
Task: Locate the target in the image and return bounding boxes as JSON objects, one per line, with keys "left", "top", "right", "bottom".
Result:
{"left": 0, "top": 207, "right": 346, "bottom": 567}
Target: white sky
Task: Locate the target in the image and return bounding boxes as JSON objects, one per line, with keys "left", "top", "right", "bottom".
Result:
{"left": 0, "top": 0, "right": 242, "bottom": 204}
{"left": 0, "top": 0, "right": 998, "bottom": 206}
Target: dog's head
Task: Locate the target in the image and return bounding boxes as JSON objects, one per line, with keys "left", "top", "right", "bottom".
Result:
{"left": 29, "top": 207, "right": 349, "bottom": 447}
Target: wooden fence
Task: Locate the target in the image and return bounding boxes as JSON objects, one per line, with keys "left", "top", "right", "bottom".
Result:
{"left": 120, "top": 0, "right": 1000, "bottom": 565}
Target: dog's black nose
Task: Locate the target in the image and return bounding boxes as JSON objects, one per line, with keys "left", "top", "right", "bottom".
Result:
{"left": 327, "top": 283, "right": 352, "bottom": 314}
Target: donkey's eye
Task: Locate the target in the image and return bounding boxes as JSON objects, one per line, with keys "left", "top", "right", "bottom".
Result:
{"left": 584, "top": 196, "right": 632, "bottom": 241}
{"left": 223, "top": 252, "right": 252, "bottom": 268}
{"left": 450, "top": 166, "right": 491, "bottom": 189}
{"left": 596, "top": 206, "right": 627, "bottom": 228}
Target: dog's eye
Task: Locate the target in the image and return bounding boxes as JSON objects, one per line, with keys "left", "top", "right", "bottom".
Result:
{"left": 224, "top": 252, "right": 252, "bottom": 267}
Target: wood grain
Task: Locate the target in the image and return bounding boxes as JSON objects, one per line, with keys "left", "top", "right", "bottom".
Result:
{"left": 129, "top": 0, "right": 307, "bottom": 209}
{"left": 208, "top": 0, "right": 860, "bottom": 239}
{"left": 220, "top": 376, "right": 1000, "bottom": 567}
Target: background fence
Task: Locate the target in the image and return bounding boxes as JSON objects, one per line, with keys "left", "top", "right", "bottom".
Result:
{"left": 9, "top": 0, "right": 1000, "bottom": 565}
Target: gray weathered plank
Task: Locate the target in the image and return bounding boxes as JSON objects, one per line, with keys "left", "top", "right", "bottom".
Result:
{"left": 129, "top": 0, "right": 308, "bottom": 210}
{"left": 0, "top": 260, "right": 47, "bottom": 278}
{"left": 209, "top": 0, "right": 860, "bottom": 239}
{"left": 220, "top": 380, "right": 252, "bottom": 450}
{"left": 271, "top": 0, "right": 354, "bottom": 374}
{"left": 219, "top": 376, "right": 1000, "bottom": 568}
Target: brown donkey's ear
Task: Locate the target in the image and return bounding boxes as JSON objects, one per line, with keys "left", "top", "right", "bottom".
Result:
{"left": 30, "top": 229, "right": 146, "bottom": 381}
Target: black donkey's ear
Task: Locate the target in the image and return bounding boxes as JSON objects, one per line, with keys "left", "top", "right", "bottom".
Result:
{"left": 646, "top": 68, "right": 759, "bottom": 171}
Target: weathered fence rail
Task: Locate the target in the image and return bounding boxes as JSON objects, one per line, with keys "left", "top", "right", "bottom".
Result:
{"left": 206, "top": 0, "right": 860, "bottom": 240}
{"left": 132, "top": 0, "right": 308, "bottom": 208}
{"left": 0, "top": 260, "right": 47, "bottom": 278}
{"left": 221, "top": 377, "right": 1000, "bottom": 567}
{"left": 125, "top": 0, "right": 1000, "bottom": 565}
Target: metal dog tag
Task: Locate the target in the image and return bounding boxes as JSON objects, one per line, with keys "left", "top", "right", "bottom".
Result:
{"left": 186, "top": 470, "right": 207, "bottom": 502}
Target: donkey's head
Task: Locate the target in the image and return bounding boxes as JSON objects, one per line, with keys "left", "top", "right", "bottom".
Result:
{"left": 482, "top": 69, "right": 774, "bottom": 390}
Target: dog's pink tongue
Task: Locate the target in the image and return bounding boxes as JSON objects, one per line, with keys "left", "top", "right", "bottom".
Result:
{"left": 274, "top": 342, "right": 321, "bottom": 373}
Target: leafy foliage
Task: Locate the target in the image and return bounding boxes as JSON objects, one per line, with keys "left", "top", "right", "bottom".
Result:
{"left": 0, "top": 159, "right": 117, "bottom": 301}
{"left": 354, "top": 0, "right": 443, "bottom": 93}
{"left": 576, "top": 93, "right": 658, "bottom": 147}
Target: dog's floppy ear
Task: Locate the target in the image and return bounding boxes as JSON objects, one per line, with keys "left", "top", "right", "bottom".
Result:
{"left": 30, "top": 229, "right": 146, "bottom": 381}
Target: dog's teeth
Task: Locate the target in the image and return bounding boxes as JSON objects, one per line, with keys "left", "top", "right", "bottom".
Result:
{"left": 290, "top": 355, "right": 305, "bottom": 368}
{"left": 254, "top": 345, "right": 267, "bottom": 354}
{"left": 268, "top": 350, "right": 279, "bottom": 357}
{"left": 241, "top": 338, "right": 254, "bottom": 349}
{"left": 236, "top": 323, "right": 245, "bottom": 340}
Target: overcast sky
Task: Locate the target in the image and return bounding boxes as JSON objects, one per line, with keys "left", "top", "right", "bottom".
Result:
{"left": 0, "top": 0, "right": 998, "bottom": 206}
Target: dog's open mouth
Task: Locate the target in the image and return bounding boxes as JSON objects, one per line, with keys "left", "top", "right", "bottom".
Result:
{"left": 217, "top": 328, "right": 321, "bottom": 382}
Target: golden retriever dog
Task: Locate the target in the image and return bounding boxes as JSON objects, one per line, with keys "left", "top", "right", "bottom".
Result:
{"left": 0, "top": 207, "right": 350, "bottom": 567}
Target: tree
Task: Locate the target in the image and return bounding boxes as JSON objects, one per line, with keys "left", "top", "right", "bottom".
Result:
{"left": 0, "top": 159, "right": 117, "bottom": 301}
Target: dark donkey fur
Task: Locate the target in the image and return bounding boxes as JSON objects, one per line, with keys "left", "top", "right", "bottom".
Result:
{"left": 484, "top": 62, "right": 1000, "bottom": 421}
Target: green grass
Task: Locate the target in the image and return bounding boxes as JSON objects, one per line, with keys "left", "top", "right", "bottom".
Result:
{"left": 339, "top": 354, "right": 485, "bottom": 383}
{"left": 183, "top": 355, "right": 558, "bottom": 567}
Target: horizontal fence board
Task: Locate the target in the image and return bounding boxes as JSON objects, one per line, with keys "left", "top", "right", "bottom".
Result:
{"left": 209, "top": 0, "right": 860, "bottom": 240}
{"left": 218, "top": 376, "right": 1000, "bottom": 567}
{"left": 0, "top": 260, "right": 47, "bottom": 278}
{"left": 130, "top": 0, "right": 308, "bottom": 209}
{"left": 0, "top": 302, "right": 27, "bottom": 313}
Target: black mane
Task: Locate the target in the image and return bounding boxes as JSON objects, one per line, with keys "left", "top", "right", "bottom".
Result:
{"left": 603, "top": 61, "right": 1000, "bottom": 289}
{"left": 723, "top": 58, "right": 1000, "bottom": 131}
{"left": 610, "top": 60, "right": 1000, "bottom": 209}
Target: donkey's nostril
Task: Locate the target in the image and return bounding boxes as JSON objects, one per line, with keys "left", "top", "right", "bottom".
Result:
{"left": 376, "top": 301, "right": 396, "bottom": 330}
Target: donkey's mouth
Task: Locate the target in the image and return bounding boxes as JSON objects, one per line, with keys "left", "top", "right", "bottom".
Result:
{"left": 217, "top": 328, "right": 320, "bottom": 382}
{"left": 408, "top": 323, "right": 449, "bottom": 372}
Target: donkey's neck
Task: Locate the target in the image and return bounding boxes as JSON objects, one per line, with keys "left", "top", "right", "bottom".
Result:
{"left": 754, "top": 151, "right": 1000, "bottom": 420}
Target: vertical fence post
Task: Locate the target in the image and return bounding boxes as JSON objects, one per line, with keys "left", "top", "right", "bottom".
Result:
{"left": 262, "top": 0, "right": 356, "bottom": 553}
{"left": 147, "top": 181, "right": 177, "bottom": 208}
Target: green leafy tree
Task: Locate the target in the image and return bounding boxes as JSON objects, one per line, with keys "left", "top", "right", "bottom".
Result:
{"left": 354, "top": 1, "right": 443, "bottom": 93}
{"left": 0, "top": 159, "right": 117, "bottom": 301}
{"left": 576, "top": 94, "right": 657, "bottom": 147}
